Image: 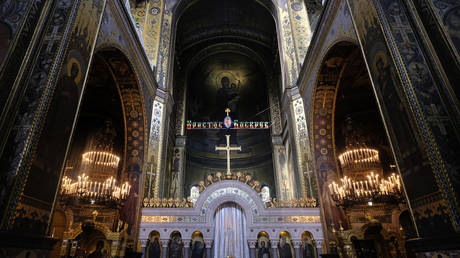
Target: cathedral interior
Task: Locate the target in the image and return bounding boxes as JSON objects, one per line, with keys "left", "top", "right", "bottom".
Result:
{"left": 0, "top": 0, "right": 460, "bottom": 257}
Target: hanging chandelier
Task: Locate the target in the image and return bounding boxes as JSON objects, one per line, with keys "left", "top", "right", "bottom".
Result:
{"left": 338, "top": 147, "right": 380, "bottom": 169}
{"left": 82, "top": 150, "right": 120, "bottom": 168}
{"left": 328, "top": 172, "right": 403, "bottom": 207}
{"left": 59, "top": 121, "right": 130, "bottom": 208}
{"left": 60, "top": 173, "right": 130, "bottom": 207}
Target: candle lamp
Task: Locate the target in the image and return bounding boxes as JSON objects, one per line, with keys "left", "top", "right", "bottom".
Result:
{"left": 328, "top": 172, "right": 403, "bottom": 207}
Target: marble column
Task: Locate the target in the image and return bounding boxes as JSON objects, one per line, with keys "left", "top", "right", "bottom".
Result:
{"left": 161, "top": 240, "right": 168, "bottom": 258}
{"left": 293, "top": 240, "right": 301, "bottom": 258}
{"left": 205, "top": 240, "right": 213, "bottom": 258}
{"left": 183, "top": 239, "right": 190, "bottom": 258}
{"left": 248, "top": 240, "right": 257, "bottom": 258}
{"left": 271, "top": 240, "right": 279, "bottom": 258}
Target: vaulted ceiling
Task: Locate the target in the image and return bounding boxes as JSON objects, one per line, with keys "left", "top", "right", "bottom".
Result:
{"left": 175, "top": 0, "right": 278, "bottom": 73}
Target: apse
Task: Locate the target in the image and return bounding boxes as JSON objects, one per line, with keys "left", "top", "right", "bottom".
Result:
{"left": 173, "top": 0, "right": 279, "bottom": 197}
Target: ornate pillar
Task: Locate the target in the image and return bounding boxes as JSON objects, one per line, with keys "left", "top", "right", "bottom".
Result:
{"left": 281, "top": 87, "right": 315, "bottom": 199}
{"left": 267, "top": 77, "right": 286, "bottom": 200}
{"left": 248, "top": 240, "right": 257, "bottom": 258}
{"left": 274, "top": 0, "right": 313, "bottom": 89}
{"left": 183, "top": 239, "right": 190, "bottom": 258}
{"left": 128, "top": 0, "right": 164, "bottom": 68}
{"left": 161, "top": 240, "right": 168, "bottom": 258}
{"left": 271, "top": 240, "right": 279, "bottom": 258}
{"left": 205, "top": 240, "right": 213, "bottom": 258}
{"left": 0, "top": 0, "right": 105, "bottom": 256}
{"left": 154, "top": 8, "right": 173, "bottom": 89}
{"left": 146, "top": 90, "right": 174, "bottom": 198}
{"left": 346, "top": 0, "right": 460, "bottom": 251}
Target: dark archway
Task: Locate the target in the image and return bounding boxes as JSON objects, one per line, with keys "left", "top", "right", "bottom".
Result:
{"left": 48, "top": 47, "right": 146, "bottom": 252}
{"left": 311, "top": 41, "right": 406, "bottom": 246}
{"left": 312, "top": 42, "right": 360, "bottom": 236}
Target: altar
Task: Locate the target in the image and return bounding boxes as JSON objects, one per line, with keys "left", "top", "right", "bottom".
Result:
{"left": 139, "top": 178, "right": 323, "bottom": 258}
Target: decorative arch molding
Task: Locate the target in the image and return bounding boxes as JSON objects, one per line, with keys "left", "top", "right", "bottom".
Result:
{"left": 64, "top": 222, "right": 128, "bottom": 241}
{"left": 88, "top": 46, "right": 147, "bottom": 240}
{"left": 310, "top": 41, "right": 364, "bottom": 240}
{"left": 298, "top": 0, "right": 360, "bottom": 124}
{"left": 194, "top": 180, "right": 267, "bottom": 225}
{"left": 95, "top": 47, "right": 147, "bottom": 174}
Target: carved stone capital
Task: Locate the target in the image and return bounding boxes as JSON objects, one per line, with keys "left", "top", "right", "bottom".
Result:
{"left": 182, "top": 239, "right": 191, "bottom": 246}
{"left": 204, "top": 240, "right": 213, "bottom": 248}
{"left": 160, "top": 240, "right": 169, "bottom": 247}
{"left": 292, "top": 240, "right": 301, "bottom": 248}
{"left": 248, "top": 240, "right": 257, "bottom": 248}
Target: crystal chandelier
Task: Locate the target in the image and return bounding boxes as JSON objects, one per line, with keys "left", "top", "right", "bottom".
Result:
{"left": 60, "top": 121, "right": 130, "bottom": 207}
{"left": 329, "top": 172, "right": 403, "bottom": 206}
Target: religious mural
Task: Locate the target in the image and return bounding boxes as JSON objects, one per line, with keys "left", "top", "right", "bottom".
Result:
{"left": 3, "top": 0, "right": 460, "bottom": 257}
{"left": 185, "top": 52, "right": 274, "bottom": 196}
{"left": 347, "top": 0, "right": 460, "bottom": 237}
{"left": 7, "top": 0, "right": 106, "bottom": 235}
{"left": 278, "top": 232, "right": 294, "bottom": 258}
{"left": 256, "top": 232, "right": 271, "bottom": 258}
{"left": 168, "top": 232, "right": 184, "bottom": 258}
{"left": 190, "top": 232, "right": 205, "bottom": 258}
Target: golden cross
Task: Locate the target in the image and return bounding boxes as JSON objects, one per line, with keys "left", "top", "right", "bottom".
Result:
{"left": 225, "top": 108, "right": 231, "bottom": 116}
{"left": 215, "top": 135, "right": 241, "bottom": 176}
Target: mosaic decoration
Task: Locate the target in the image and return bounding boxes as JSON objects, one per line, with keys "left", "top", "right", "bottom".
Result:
{"left": 0, "top": 0, "right": 46, "bottom": 111}
{"left": 288, "top": 0, "right": 312, "bottom": 66}
{"left": 427, "top": 1, "right": 460, "bottom": 52}
{"left": 141, "top": 215, "right": 320, "bottom": 224}
{"left": 253, "top": 215, "right": 320, "bottom": 223}
{"left": 268, "top": 79, "right": 283, "bottom": 136}
{"left": 141, "top": 0, "right": 164, "bottom": 68}
{"left": 128, "top": 0, "right": 147, "bottom": 36}
{"left": 146, "top": 99, "right": 166, "bottom": 198}
{"left": 345, "top": 0, "right": 460, "bottom": 236}
{"left": 142, "top": 186, "right": 319, "bottom": 223}
{"left": 411, "top": 0, "right": 460, "bottom": 94}
{"left": 300, "top": 0, "right": 357, "bottom": 127}
{"left": 292, "top": 96, "right": 316, "bottom": 198}
{"left": 201, "top": 187, "right": 259, "bottom": 216}
{"left": 298, "top": 3, "right": 359, "bottom": 240}
{"left": 142, "top": 197, "right": 193, "bottom": 208}
{"left": 155, "top": 10, "right": 172, "bottom": 88}
{"left": 375, "top": 0, "right": 460, "bottom": 230}
{"left": 312, "top": 78, "right": 345, "bottom": 235}
{"left": 1, "top": 0, "right": 105, "bottom": 231}
{"left": 278, "top": 7, "right": 299, "bottom": 88}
